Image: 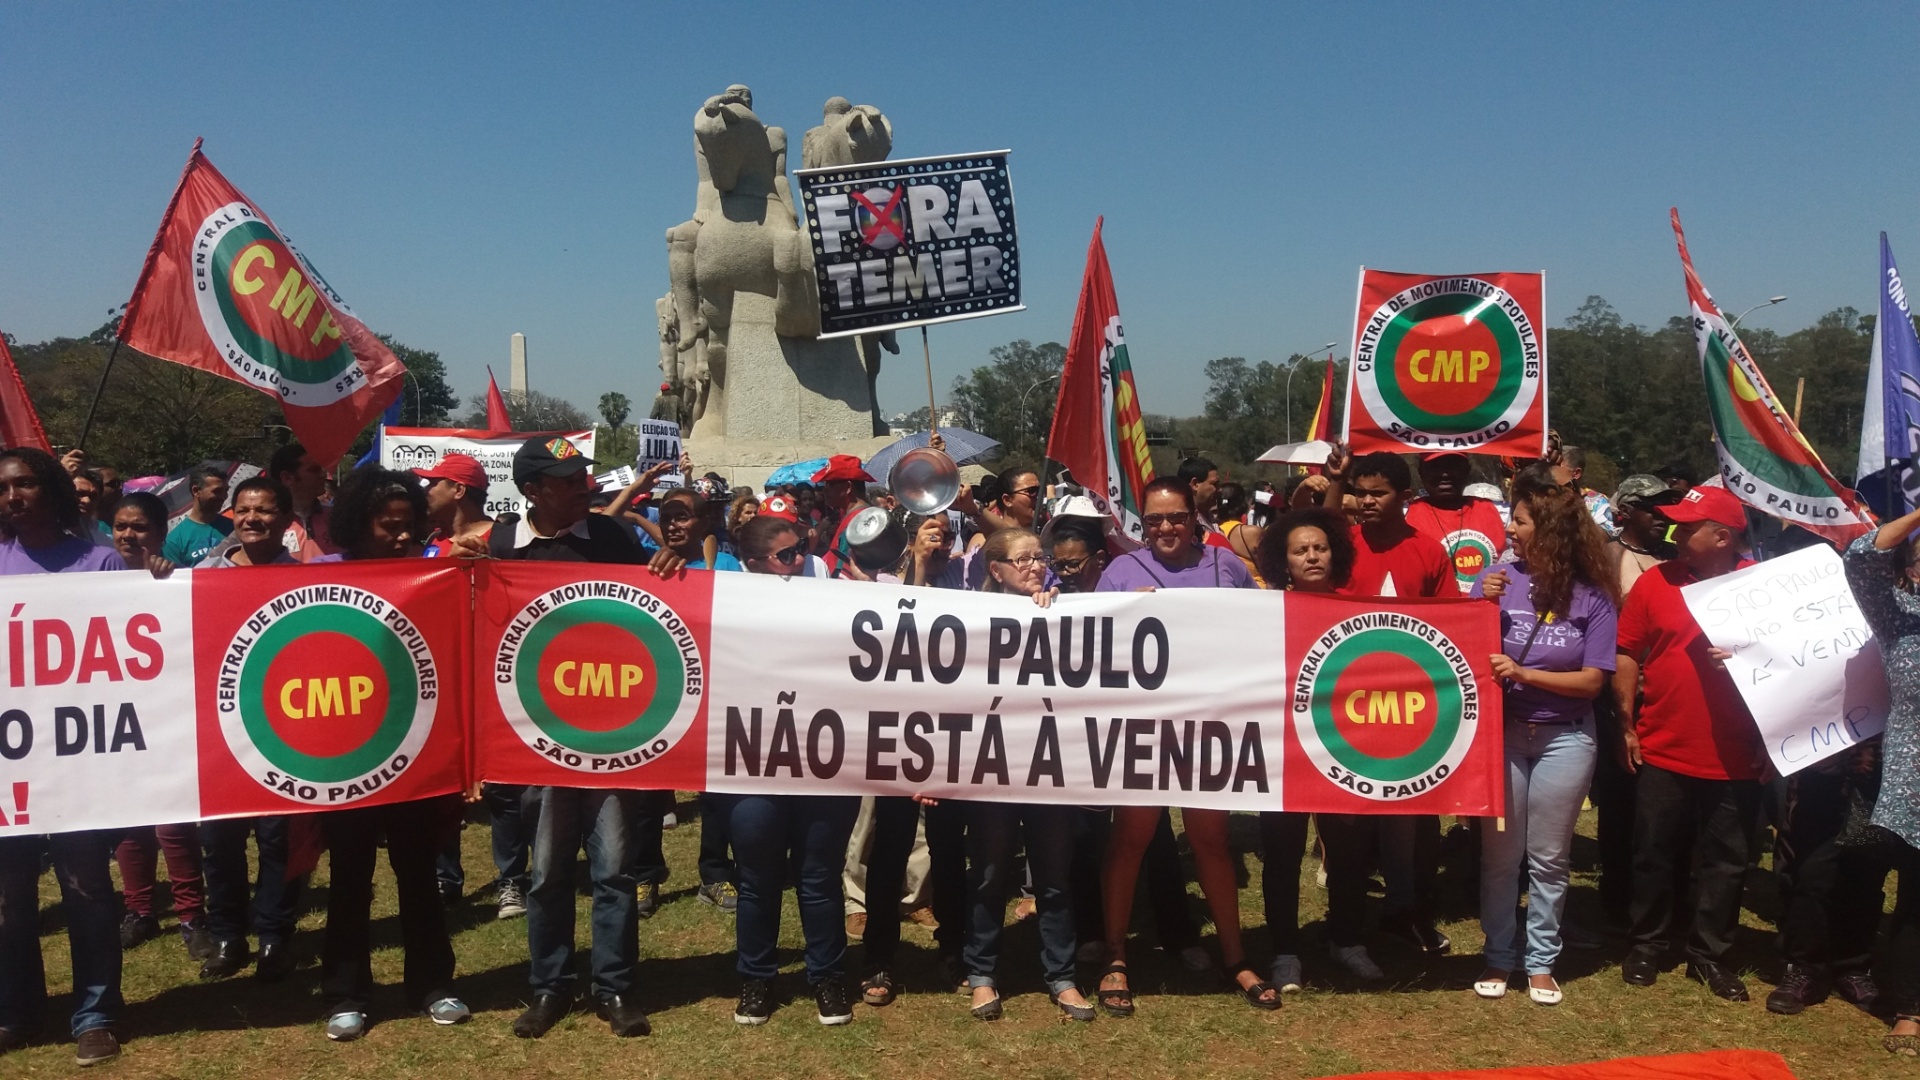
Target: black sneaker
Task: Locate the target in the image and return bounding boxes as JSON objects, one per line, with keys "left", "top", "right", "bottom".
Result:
{"left": 1766, "top": 964, "right": 1828, "bottom": 1015}
{"left": 636, "top": 880, "right": 661, "bottom": 920}
{"left": 179, "top": 920, "right": 215, "bottom": 961}
{"left": 119, "top": 913, "right": 159, "bottom": 949}
{"left": 1836, "top": 970, "right": 1881, "bottom": 1010}
{"left": 815, "top": 979, "right": 853, "bottom": 1026}
{"left": 735, "top": 978, "right": 773, "bottom": 1026}
{"left": 1381, "top": 911, "right": 1451, "bottom": 954}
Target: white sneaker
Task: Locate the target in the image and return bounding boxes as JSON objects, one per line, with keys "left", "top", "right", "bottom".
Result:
{"left": 1271, "top": 954, "right": 1303, "bottom": 993}
{"left": 325, "top": 1010, "right": 367, "bottom": 1041}
{"left": 427, "top": 997, "right": 471, "bottom": 1025}
{"left": 1329, "top": 944, "right": 1384, "bottom": 982}
{"left": 1179, "top": 945, "right": 1212, "bottom": 972}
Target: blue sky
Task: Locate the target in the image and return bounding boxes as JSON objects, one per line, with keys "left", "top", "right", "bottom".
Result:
{"left": 3, "top": 2, "right": 1916, "bottom": 421}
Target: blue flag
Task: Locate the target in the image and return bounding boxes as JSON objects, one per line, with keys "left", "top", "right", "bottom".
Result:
{"left": 354, "top": 393, "right": 406, "bottom": 469}
{"left": 1858, "top": 232, "right": 1920, "bottom": 516}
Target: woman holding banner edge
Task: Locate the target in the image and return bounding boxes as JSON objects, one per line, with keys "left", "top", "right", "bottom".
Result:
{"left": 312, "top": 468, "right": 468, "bottom": 1042}
{"left": 1469, "top": 482, "right": 1619, "bottom": 1006}
{"left": 1092, "top": 478, "right": 1278, "bottom": 1015}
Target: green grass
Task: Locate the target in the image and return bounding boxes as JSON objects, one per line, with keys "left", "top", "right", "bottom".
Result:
{"left": 8, "top": 803, "right": 1913, "bottom": 1079}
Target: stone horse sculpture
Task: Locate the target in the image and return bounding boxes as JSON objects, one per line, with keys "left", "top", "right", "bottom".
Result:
{"left": 660, "top": 89, "right": 898, "bottom": 438}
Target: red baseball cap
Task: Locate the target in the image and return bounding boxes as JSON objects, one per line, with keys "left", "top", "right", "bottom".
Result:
{"left": 759, "top": 494, "right": 800, "bottom": 522}
{"left": 1420, "top": 451, "right": 1468, "bottom": 462}
{"left": 413, "top": 452, "right": 489, "bottom": 491}
{"left": 1661, "top": 484, "right": 1746, "bottom": 529}
{"left": 811, "top": 454, "right": 876, "bottom": 485}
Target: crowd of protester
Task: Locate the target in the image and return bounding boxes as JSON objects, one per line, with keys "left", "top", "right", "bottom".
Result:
{"left": 3, "top": 432, "right": 1919, "bottom": 1066}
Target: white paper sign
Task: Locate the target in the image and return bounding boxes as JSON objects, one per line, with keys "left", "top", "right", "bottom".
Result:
{"left": 638, "top": 418, "right": 684, "bottom": 490}
{"left": 381, "top": 427, "right": 596, "bottom": 518}
{"left": 1680, "top": 544, "right": 1888, "bottom": 775}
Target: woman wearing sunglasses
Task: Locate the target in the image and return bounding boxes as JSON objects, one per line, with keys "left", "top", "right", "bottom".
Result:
{"left": 720, "top": 514, "right": 862, "bottom": 1026}
{"left": 1093, "top": 477, "right": 1276, "bottom": 1015}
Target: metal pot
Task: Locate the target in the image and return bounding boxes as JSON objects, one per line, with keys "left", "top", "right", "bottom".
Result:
{"left": 843, "top": 505, "right": 907, "bottom": 572}
{"left": 889, "top": 446, "right": 961, "bottom": 516}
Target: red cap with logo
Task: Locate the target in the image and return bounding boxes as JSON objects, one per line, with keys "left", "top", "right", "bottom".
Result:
{"left": 811, "top": 454, "right": 877, "bottom": 485}
{"left": 1660, "top": 484, "right": 1746, "bottom": 529}
{"left": 413, "top": 452, "right": 489, "bottom": 491}
{"left": 759, "top": 494, "right": 800, "bottom": 522}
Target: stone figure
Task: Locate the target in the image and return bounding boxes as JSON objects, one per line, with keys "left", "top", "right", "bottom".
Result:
{"left": 661, "top": 88, "right": 898, "bottom": 441}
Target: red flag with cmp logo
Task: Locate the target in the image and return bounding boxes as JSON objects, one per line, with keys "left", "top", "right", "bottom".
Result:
{"left": 118, "top": 140, "right": 405, "bottom": 466}
{"left": 191, "top": 561, "right": 471, "bottom": 819}
{"left": 1345, "top": 269, "right": 1547, "bottom": 457}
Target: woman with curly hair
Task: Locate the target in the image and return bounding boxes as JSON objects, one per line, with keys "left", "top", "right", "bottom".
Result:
{"left": 1470, "top": 482, "right": 1620, "bottom": 1005}
{"left": 1252, "top": 506, "right": 1356, "bottom": 995}
{"left": 313, "top": 468, "right": 469, "bottom": 1042}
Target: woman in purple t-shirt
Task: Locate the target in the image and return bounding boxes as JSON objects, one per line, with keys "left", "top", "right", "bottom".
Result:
{"left": 1092, "top": 479, "right": 1275, "bottom": 1016}
{"left": 1469, "top": 484, "right": 1620, "bottom": 1005}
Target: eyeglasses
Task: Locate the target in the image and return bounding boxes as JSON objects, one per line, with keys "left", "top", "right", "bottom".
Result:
{"left": 1052, "top": 554, "right": 1095, "bottom": 575}
{"left": 769, "top": 542, "right": 805, "bottom": 565}
{"left": 992, "top": 553, "right": 1048, "bottom": 570}
{"left": 1143, "top": 512, "right": 1192, "bottom": 529}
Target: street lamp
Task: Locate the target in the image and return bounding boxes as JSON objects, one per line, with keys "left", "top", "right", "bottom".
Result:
{"left": 1728, "top": 295, "right": 1787, "bottom": 329}
{"left": 1019, "top": 373, "right": 1060, "bottom": 454}
{"left": 1284, "top": 343, "right": 1340, "bottom": 443}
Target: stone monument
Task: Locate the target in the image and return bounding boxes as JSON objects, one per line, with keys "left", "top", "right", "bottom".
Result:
{"left": 660, "top": 87, "right": 899, "bottom": 485}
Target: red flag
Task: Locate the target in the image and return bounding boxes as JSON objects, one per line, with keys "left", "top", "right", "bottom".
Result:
{"left": 1045, "top": 218, "right": 1155, "bottom": 544}
{"left": 0, "top": 333, "right": 51, "bottom": 453}
{"left": 117, "top": 140, "right": 404, "bottom": 467}
{"left": 1306, "top": 360, "right": 1336, "bottom": 443}
{"left": 1671, "top": 209, "right": 1873, "bottom": 543}
{"left": 485, "top": 367, "right": 512, "bottom": 432}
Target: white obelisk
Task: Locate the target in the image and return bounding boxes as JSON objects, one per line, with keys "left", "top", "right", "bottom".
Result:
{"left": 509, "top": 333, "right": 529, "bottom": 403}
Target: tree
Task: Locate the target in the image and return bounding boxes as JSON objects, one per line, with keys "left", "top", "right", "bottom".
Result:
{"left": 947, "top": 339, "right": 1066, "bottom": 460}
{"left": 1196, "top": 353, "right": 1345, "bottom": 465}
{"left": 460, "top": 389, "right": 589, "bottom": 431}
{"left": 374, "top": 334, "right": 459, "bottom": 427}
{"left": 599, "top": 391, "right": 631, "bottom": 429}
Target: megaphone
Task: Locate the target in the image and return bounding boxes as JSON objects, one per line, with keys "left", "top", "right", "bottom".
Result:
{"left": 889, "top": 445, "right": 961, "bottom": 516}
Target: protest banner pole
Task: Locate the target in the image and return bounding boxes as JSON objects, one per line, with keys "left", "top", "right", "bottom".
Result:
{"left": 922, "top": 325, "right": 938, "bottom": 436}
{"left": 1793, "top": 377, "right": 1805, "bottom": 426}
{"left": 75, "top": 338, "right": 125, "bottom": 451}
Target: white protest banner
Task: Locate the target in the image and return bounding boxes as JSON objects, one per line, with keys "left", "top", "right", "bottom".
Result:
{"left": 637, "top": 418, "right": 684, "bottom": 489}
{"left": 1681, "top": 544, "right": 1889, "bottom": 775}
{"left": 381, "top": 427, "right": 595, "bottom": 517}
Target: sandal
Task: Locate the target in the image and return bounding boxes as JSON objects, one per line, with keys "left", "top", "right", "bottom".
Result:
{"left": 1888, "top": 1016, "right": 1920, "bottom": 1057}
{"left": 1228, "top": 962, "right": 1281, "bottom": 1011}
{"left": 860, "top": 971, "right": 897, "bottom": 1007}
{"left": 1050, "top": 989, "right": 1096, "bottom": 1022}
{"left": 969, "top": 988, "right": 1003, "bottom": 1021}
{"left": 1096, "top": 963, "right": 1135, "bottom": 1018}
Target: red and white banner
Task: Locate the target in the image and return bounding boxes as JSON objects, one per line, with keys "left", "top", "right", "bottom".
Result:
{"left": 117, "top": 140, "right": 406, "bottom": 467}
{"left": 474, "top": 563, "right": 1505, "bottom": 815}
{"left": 0, "top": 562, "right": 468, "bottom": 835}
{"left": 0, "top": 562, "right": 1503, "bottom": 836}
{"left": 1346, "top": 269, "right": 1548, "bottom": 456}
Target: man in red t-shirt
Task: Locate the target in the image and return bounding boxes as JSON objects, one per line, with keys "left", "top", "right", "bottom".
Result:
{"left": 1318, "top": 447, "right": 1459, "bottom": 977}
{"left": 1404, "top": 451, "right": 1507, "bottom": 592}
{"left": 1614, "top": 484, "right": 1763, "bottom": 1001}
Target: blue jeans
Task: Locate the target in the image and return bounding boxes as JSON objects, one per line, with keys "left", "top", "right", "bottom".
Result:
{"left": 487, "top": 783, "right": 530, "bottom": 889}
{"left": 962, "top": 802, "right": 1077, "bottom": 993}
{"left": 1480, "top": 718, "right": 1597, "bottom": 974}
{"left": 0, "top": 831, "right": 122, "bottom": 1036}
{"left": 723, "top": 794, "right": 859, "bottom": 984}
{"left": 523, "top": 787, "right": 639, "bottom": 999}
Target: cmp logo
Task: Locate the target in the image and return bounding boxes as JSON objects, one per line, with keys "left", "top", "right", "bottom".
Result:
{"left": 1440, "top": 528, "right": 1498, "bottom": 589}
{"left": 1354, "top": 277, "right": 1541, "bottom": 448}
{"left": 1701, "top": 321, "right": 1858, "bottom": 525}
{"left": 495, "top": 580, "right": 704, "bottom": 774}
{"left": 191, "top": 201, "right": 365, "bottom": 406}
{"left": 1292, "top": 612, "right": 1479, "bottom": 801}
{"left": 218, "top": 587, "right": 439, "bottom": 805}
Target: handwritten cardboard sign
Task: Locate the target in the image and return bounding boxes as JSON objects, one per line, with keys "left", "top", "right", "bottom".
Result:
{"left": 1681, "top": 544, "right": 1888, "bottom": 775}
